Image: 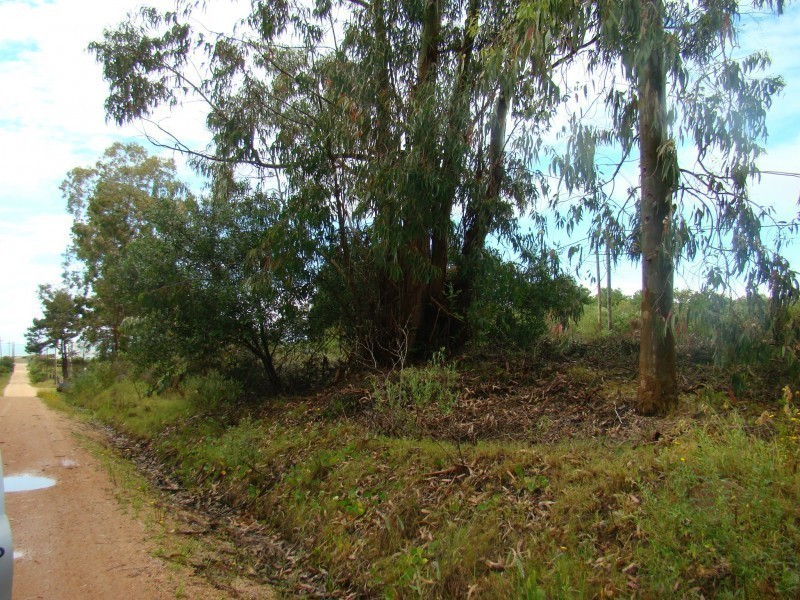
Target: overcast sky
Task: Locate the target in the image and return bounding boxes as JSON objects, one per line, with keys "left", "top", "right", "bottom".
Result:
{"left": 0, "top": 0, "right": 798, "bottom": 353}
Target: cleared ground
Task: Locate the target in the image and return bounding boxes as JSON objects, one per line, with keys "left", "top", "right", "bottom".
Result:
{"left": 0, "top": 361, "right": 228, "bottom": 599}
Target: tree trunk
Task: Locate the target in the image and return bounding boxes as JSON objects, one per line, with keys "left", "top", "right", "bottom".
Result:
{"left": 242, "top": 329, "right": 282, "bottom": 392}
{"left": 596, "top": 244, "right": 602, "bottom": 332}
{"left": 394, "top": 0, "right": 441, "bottom": 356}
{"left": 422, "top": 0, "right": 480, "bottom": 349}
{"left": 455, "top": 84, "right": 510, "bottom": 342}
{"left": 60, "top": 339, "right": 69, "bottom": 381}
{"left": 636, "top": 0, "right": 677, "bottom": 415}
{"left": 605, "top": 230, "right": 612, "bottom": 331}
{"left": 258, "top": 350, "right": 281, "bottom": 392}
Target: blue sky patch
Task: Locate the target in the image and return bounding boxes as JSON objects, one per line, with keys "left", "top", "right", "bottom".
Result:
{"left": 0, "top": 117, "right": 22, "bottom": 131}
{"left": 0, "top": 39, "right": 39, "bottom": 62}
{"left": 0, "top": 0, "right": 54, "bottom": 6}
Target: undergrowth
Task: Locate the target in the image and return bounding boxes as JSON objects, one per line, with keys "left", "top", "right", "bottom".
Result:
{"left": 52, "top": 358, "right": 800, "bottom": 598}
{"left": 0, "top": 356, "right": 12, "bottom": 389}
{"left": 28, "top": 354, "right": 55, "bottom": 384}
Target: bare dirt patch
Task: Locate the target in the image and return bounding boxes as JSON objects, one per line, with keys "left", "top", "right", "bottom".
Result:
{"left": 0, "top": 362, "right": 249, "bottom": 599}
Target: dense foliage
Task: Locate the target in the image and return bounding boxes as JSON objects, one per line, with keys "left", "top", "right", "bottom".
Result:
{"left": 30, "top": 139, "right": 590, "bottom": 393}
{"left": 82, "top": 0, "right": 798, "bottom": 409}
{"left": 25, "top": 285, "right": 83, "bottom": 380}
{"left": 25, "top": 0, "right": 800, "bottom": 409}
{"left": 0, "top": 356, "right": 13, "bottom": 383}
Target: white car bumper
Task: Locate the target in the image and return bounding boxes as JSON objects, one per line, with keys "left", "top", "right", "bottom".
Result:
{"left": 0, "top": 453, "right": 13, "bottom": 600}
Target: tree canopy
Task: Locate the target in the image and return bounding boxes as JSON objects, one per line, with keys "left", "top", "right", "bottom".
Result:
{"left": 25, "top": 285, "right": 82, "bottom": 380}
{"left": 62, "top": 142, "right": 189, "bottom": 356}
{"left": 22, "top": 0, "right": 794, "bottom": 408}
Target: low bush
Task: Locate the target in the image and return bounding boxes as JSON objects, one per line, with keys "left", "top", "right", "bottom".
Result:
{"left": 470, "top": 251, "right": 589, "bottom": 352}
{"left": 185, "top": 370, "right": 244, "bottom": 412}
{"left": 0, "top": 356, "right": 13, "bottom": 388}
{"left": 28, "top": 354, "right": 54, "bottom": 383}
{"left": 0, "top": 356, "right": 12, "bottom": 375}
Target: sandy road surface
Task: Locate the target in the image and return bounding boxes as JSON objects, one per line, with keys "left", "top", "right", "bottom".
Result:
{"left": 0, "top": 362, "right": 225, "bottom": 599}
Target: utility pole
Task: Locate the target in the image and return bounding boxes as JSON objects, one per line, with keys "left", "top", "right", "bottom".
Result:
{"left": 11, "top": 342, "right": 14, "bottom": 360}
{"left": 595, "top": 243, "right": 602, "bottom": 332}
{"left": 605, "top": 230, "right": 613, "bottom": 331}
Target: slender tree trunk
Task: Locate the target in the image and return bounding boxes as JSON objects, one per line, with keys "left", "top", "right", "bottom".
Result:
{"left": 636, "top": 0, "right": 677, "bottom": 415}
{"left": 112, "top": 324, "right": 120, "bottom": 357}
{"left": 60, "top": 339, "right": 69, "bottom": 381}
{"left": 258, "top": 325, "right": 282, "bottom": 391}
{"left": 395, "top": 0, "right": 441, "bottom": 355}
{"left": 596, "top": 244, "right": 602, "bottom": 332}
{"left": 258, "top": 351, "right": 281, "bottom": 391}
{"left": 422, "top": 0, "right": 480, "bottom": 348}
{"left": 457, "top": 85, "right": 510, "bottom": 331}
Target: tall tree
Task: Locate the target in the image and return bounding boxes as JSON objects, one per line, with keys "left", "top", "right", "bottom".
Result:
{"left": 25, "top": 286, "right": 82, "bottom": 380}
{"left": 635, "top": 0, "right": 677, "bottom": 413}
{"left": 62, "top": 142, "right": 188, "bottom": 356}
{"left": 117, "top": 171, "right": 317, "bottom": 391}
{"left": 551, "top": 0, "right": 793, "bottom": 413}
{"left": 89, "top": 0, "right": 590, "bottom": 361}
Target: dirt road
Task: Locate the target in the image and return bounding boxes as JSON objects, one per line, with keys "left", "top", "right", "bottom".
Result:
{"left": 0, "top": 362, "right": 225, "bottom": 599}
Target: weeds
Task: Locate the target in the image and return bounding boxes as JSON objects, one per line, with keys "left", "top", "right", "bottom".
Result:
{"left": 185, "top": 370, "right": 243, "bottom": 411}
{"left": 0, "top": 356, "right": 13, "bottom": 389}
{"left": 635, "top": 414, "right": 800, "bottom": 596}
{"left": 50, "top": 353, "right": 800, "bottom": 598}
{"left": 371, "top": 351, "right": 459, "bottom": 436}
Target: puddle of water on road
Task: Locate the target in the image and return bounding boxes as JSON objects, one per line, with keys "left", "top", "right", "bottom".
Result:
{"left": 3, "top": 475, "right": 56, "bottom": 492}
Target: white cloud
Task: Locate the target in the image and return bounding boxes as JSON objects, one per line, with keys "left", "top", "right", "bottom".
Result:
{"left": 0, "top": 213, "right": 72, "bottom": 350}
{"left": 0, "top": 0, "right": 261, "bottom": 346}
{"left": 0, "top": 0, "right": 221, "bottom": 347}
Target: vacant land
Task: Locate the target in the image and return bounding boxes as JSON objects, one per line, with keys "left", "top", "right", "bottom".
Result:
{"left": 41, "top": 340, "right": 800, "bottom": 598}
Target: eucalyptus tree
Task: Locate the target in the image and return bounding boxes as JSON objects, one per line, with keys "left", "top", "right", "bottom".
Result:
{"left": 61, "top": 142, "right": 189, "bottom": 356}
{"left": 89, "top": 0, "right": 592, "bottom": 361}
{"left": 551, "top": 0, "right": 795, "bottom": 413}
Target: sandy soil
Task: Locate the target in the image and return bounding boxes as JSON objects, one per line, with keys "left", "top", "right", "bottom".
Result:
{"left": 0, "top": 362, "right": 229, "bottom": 600}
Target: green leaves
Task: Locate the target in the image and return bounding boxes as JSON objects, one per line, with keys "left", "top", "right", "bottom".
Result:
{"left": 60, "top": 142, "right": 187, "bottom": 356}
{"left": 25, "top": 286, "right": 82, "bottom": 355}
{"left": 89, "top": 13, "right": 191, "bottom": 125}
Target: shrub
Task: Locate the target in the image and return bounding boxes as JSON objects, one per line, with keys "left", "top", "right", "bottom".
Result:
{"left": 65, "top": 360, "right": 120, "bottom": 400}
{"left": 28, "top": 355, "right": 55, "bottom": 383}
{"left": 185, "top": 370, "right": 244, "bottom": 411}
{"left": 470, "top": 251, "right": 588, "bottom": 351}
{"left": 0, "top": 356, "right": 13, "bottom": 378}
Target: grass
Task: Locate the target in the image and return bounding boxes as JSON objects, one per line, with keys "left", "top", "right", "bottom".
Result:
{"left": 635, "top": 416, "right": 800, "bottom": 597}
{"left": 50, "top": 357, "right": 800, "bottom": 598}
{"left": 0, "top": 356, "right": 14, "bottom": 390}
